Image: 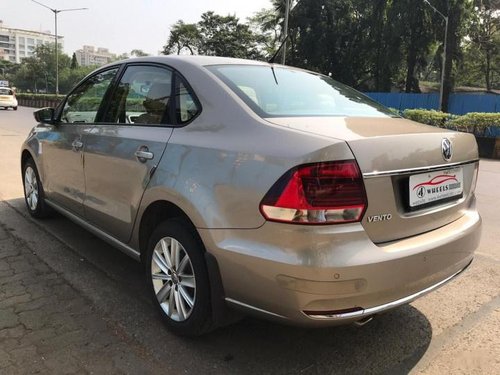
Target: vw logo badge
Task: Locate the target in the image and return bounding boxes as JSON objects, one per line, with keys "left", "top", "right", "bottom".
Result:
{"left": 442, "top": 138, "right": 452, "bottom": 161}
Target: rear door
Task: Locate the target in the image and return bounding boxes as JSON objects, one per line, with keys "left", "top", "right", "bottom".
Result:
{"left": 82, "top": 64, "right": 175, "bottom": 243}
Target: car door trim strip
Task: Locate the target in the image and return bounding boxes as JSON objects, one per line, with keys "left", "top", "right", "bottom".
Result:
{"left": 45, "top": 199, "right": 141, "bottom": 261}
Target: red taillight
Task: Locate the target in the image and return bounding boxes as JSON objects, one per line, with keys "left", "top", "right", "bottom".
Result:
{"left": 260, "top": 160, "right": 367, "bottom": 224}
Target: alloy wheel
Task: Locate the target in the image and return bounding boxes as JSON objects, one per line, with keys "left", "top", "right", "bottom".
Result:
{"left": 151, "top": 236, "right": 196, "bottom": 322}
{"left": 24, "top": 166, "right": 39, "bottom": 211}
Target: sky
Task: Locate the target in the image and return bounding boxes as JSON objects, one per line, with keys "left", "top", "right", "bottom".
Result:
{"left": 0, "top": 0, "right": 273, "bottom": 56}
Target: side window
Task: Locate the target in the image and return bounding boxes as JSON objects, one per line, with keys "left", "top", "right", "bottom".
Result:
{"left": 105, "top": 65, "right": 172, "bottom": 125}
{"left": 60, "top": 68, "right": 118, "bottom": 124}
{"left": 175, "top": 75, "right": 200, "bottom": 124}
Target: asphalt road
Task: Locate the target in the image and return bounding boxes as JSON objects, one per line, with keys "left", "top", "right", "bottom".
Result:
{"left": 0, "top": 106, "right": 499, "bottom": 374}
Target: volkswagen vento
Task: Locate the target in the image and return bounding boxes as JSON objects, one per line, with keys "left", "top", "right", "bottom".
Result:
{"left": 21, "top": 56, "right": 481, "bottom": 336}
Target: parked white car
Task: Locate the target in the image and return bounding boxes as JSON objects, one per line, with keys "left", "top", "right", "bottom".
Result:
{"left": 0, "top": 87, "right": 18, "bottom": 110}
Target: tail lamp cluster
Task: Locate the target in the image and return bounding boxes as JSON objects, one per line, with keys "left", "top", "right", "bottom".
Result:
{"left": 260, "top": 160, "right": 367, "bottom": 224}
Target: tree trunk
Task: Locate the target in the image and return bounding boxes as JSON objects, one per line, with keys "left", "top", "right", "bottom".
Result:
{"left": 485, "top": 50, "right": 491, "bottom": 91}
{"left": 441, "top": 47, "right": 453, "bottom": 112}
{"left": 441, "top": 13, "right": 456, "bottom": 113}
{"left": 405, "top": 48, "right": 419, "bottom": 92}
{"left": 373, "top": 0, "right": 387, "bottom": 91}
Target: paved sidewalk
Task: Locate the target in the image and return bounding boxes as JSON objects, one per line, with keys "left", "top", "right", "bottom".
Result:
{"left": 0, "top": 223, "right": 155, "bottom": 375}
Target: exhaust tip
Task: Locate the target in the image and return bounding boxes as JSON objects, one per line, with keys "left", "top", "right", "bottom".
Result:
{"left": 353, "top": 315, "right": 374, "bottom": 327}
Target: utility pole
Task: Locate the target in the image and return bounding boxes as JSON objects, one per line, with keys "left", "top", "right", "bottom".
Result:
{"left": 281, "top": 0, "right": 290, "bottom": 65}
{"left": 31, "top": 1, "right": 88, "bottom": 97}
{"left": 423, "top": 0, "right": 448, "bottom": 112}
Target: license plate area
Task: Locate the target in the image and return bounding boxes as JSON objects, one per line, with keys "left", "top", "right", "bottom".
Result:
{"left": 407, "top": 167, "right": 464, "bottom": 209}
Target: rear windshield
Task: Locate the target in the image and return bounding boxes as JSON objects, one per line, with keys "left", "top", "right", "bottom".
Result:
{"left": 207, "top": 65, "right": 394, "bottom": 118}
{"left": 0, "top": 88, "right": 13, "bottom": 95}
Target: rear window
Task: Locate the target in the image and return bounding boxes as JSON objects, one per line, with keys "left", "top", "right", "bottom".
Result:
{"left": 206, "top": 65, "right": 394, "bottom": 118}
{"left": 0, "top": 88, "right": 13, "bottom": 95}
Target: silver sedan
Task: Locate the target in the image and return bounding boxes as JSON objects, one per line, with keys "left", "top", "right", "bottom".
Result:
{"left": 21, "top": 56, "right": 481, "bottom": 336}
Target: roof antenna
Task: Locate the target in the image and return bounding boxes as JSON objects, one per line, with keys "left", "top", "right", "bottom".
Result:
{"left": 268, "top": 33, "right": 290, "bottom": 64}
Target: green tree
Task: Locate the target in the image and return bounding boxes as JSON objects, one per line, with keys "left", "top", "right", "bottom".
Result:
{"left": 159, "top": 0, "right": 495, "bottom": 98}
{"left": 35, "top": 43, "right": 71, "bottom": 74}
{"left": 431, "top": 0, "right": 474, "bottom": 111}
{"left": 114, "top": 53, "right": 130, "bottom": 61}
{"left": 283, "top": 0, "right": 377, "bottom": 88}
{"left": 131, "top": 49, "right": 149, "bottom": 57}
{"left": 13, "top": 57, "right": 46, "bottom": 92}
{"left": 0, "top": 60, "right": 19, "bottom": 84}
{"left": 197, "top": 12, "right": 264, "bottom": 59}
{"left": 12, "top": 44, "right": 87, "bottom": 94}
{"left": 163, "top": 12, "right": 264, "bottom": 59}
{"left": 163, "top": 20, "right": 201, "bottom": 55}
{"left": 58, "top": 65, "right": 94, "bottom": 94}
{"left": 248, "top": 8, "right": 282, "bottom": 57}
{"left": 71, "top": 52, "right": 78, "bottom": 69}
{"left": 394, "top": 0, "right": 435, "bottom": 92}
{"left": 467, "top": 0, "right": 500, "bottom": 90}
{"left": 278, "top": 0, "right": 440, "bottom": 92}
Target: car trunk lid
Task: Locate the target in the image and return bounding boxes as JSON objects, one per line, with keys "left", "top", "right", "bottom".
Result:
{"left": 265, "top": 116, "right": 479, "bottom": 243}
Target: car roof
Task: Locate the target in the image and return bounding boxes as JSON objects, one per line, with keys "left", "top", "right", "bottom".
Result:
{"left": 119, "top": 55, "right": 271, "bottom": 66}
{"left": 99, "top": 55, "right": 282, "bottom": 72}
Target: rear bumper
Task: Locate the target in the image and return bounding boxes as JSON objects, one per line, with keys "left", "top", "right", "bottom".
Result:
{"left": 199, "top": 201, "right": 481, "bottom": 326}
{"left": 303, "top": 258, "right": 472, "bottom": 321}
{"left": 0, "top": 99, "right": 17, "bottom": 107}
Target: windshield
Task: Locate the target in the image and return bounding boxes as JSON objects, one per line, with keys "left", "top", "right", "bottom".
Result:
{"left": 207, "top": 65, "right": 394, "bottom": 118}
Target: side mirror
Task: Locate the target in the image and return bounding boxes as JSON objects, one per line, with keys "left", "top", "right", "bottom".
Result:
{"left": 34, "top": 107, "right": 55, "bottom": 124}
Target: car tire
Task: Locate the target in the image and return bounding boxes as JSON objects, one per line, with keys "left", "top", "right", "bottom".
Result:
{"left": 146, "top": 219, "right": 213, "bottom": 336}
{"left": 22, "top": 158, "right": 51, "bottom": 218}
{"left": 13, "top": 106, "right": 17, "bottom": 111}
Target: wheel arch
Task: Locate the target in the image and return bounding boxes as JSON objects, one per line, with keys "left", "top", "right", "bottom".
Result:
{"left": 138, "top": 200, "right": 201, "bottom": 262}
{"left": 21, "top": 148, "right": 45, "bottom": 182}
{"left": 21, "top": 149, "right": 34, "bottom": 170}
{"left": 138, "top": 199, "right": 233, "bottom": 329}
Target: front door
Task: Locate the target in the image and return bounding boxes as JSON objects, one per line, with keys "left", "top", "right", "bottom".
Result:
{"left": 41, "top": 67, "right": 119, "bottom": 216}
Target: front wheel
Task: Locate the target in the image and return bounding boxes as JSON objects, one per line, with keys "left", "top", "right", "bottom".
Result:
{"left": 22, "top": 158, "right": 51, "bottom": 218}
{"left": 146, "top": 219, "right": 213, "bottom": 336}
{"left": 13, "top": 106, "right": 17, "bottom": 111}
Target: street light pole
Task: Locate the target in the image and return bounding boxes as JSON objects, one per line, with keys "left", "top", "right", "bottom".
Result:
{"left": 281, "top": 0, "right": 290, "bottom": 65}
{"left": 55, "top": 9, "right": 58, "bottom": 96}
{"left": 423, "top": 0, "right": 448, "bottom": 112}
{"left": 280, "top": 0, "right": 305, "bottom": 65}
{"left": 31, "top": 1, "right": 88, "bottom": 97}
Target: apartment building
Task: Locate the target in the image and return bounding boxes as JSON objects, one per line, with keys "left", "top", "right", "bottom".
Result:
{"left": 75, "top": 45, "right": 116, "bottom": 67}
{"left": 0, "top": 21, "right": 62, "bottom": 63}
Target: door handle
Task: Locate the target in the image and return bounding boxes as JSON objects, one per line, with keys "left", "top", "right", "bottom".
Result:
{"left": 135, "top": 147, "right": 154, "bottom": 162}
{"left": 72, "top": 139, "right": 83, "bottom": 151}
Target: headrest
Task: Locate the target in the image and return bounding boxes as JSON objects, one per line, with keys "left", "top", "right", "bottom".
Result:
{"left": 147, "top": 82, "right": 170, "bottom": 100}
